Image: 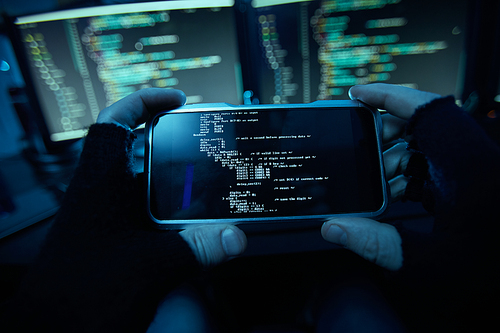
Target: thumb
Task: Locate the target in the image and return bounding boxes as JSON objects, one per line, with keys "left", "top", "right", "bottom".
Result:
{"left": 321, "top": 218, "right": 403, "bottom": 271}
{"left": 96, "top": 88, "right": 186, "bottom": 129}
{"left": 179, "top": 225, "right": 247, "bottom": 268}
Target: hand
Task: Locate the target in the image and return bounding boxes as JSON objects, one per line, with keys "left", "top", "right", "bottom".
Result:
{"left": 353, "top": 83, "right": 441, "bottom": 201}
{"left": 96, "top": 87, "right": 186, "bottom": 129}
{"left": 97, "top": 88, "right": 247, "bottom": 267}
{"left": 322, "top": 83, "right": 440, "bottom": 270}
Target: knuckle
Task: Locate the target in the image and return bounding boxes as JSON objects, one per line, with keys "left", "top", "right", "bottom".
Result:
{"left": 192, "top": 229, "right": 222, "bottom": 267}
{"left": 355, "top": 225, "right": 402, "bottom": 270}
{"left": 356, "top": 233, "right": 380, "bottom": 263}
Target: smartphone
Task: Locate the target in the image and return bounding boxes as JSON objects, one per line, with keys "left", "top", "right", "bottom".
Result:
{"left": 145, "top": 100, "right": 388, "bottom": 230}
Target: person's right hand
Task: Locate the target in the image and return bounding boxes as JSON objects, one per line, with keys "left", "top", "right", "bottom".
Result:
{"left": 355, "top": 84, "right": 441, "bottom": 201}
{"left": 322, "top": 83, "right": 440, "bottom": 270}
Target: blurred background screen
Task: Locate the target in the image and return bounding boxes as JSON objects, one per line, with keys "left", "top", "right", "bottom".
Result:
{"left": 242, "top": 0, "right": 466, "bottom": 104}
{"left": 9, "top": 0, "right": 242, "bottom": 142}
{"left": 1, "top": 0, "right": 482, "bottom": 148}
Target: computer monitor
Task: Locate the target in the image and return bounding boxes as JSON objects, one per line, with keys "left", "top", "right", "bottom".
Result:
{"left": 238, "top": 0, "right": 467, "bottom": 104}
{"left": 8, "top": 0, "right": 469, "bottom": 148}
{"left": 8, "top": 0, "right": 242, "bottom": 145}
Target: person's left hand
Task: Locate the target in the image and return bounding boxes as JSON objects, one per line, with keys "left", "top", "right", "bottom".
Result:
{"left": 321, "top": 84, "right": 440, "bottom": 271}
{"left": 97, "top": 88, "right": 247, "bottom": 267}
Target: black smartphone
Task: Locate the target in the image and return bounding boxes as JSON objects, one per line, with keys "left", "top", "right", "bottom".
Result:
{"left": 145, "top": 100, "right": 388, "bottom": 230}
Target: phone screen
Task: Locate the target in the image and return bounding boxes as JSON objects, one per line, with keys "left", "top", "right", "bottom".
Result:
{"left": 148, "top": 106, "right": 386, "bottom": 224}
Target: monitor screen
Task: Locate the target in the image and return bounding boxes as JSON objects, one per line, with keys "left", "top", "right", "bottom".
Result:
{"left": 241, "top": 0, "right": 466, "bottom": 104}
{"left": 11, "top": 0, "right": 242, "bottom": 142}
{"left": 9, "top": 0, "right": 468, "bottom": 144}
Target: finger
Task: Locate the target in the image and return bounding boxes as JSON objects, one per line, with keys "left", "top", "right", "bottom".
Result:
{"left": 381, "top": 113, "right": 408, "bottom": 143}
{"left": 383, "top": 142, "right": 412, "bottom": 179}
{"left": 179, "top": 225, "right": 247, "bottom": 268}
{"left": 97, "top": 88, "right": 186, "bottom": 129}
{"left": 322, "top": 218, "right": 403, "bottom": 271}
{"left": 389, "top": 174, "right": 410, "bottom": 202}
{"left": 349, "top": 83, "right": 440, "bottom": 120}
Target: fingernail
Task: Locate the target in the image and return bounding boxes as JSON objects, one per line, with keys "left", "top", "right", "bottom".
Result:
{"left": 222, "top": 228, "right": 244, "bottom": 256}
{"left": 348, "top": 88, "right": 355, "bottom": 100}
{"left": 325, "top": 224, "right": 347, "bottom": 246}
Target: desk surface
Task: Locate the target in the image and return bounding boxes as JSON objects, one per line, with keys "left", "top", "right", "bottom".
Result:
{"left": 0, "top": 155, "right": 60, "bottom": 239}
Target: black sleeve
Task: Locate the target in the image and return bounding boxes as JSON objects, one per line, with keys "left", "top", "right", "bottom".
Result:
{"left": 392, "top": 96, "right": 500, "bottom": 328}
{"left": 406, "top": 96, "right": 500, "bottom": 229}
{"left": 1, "top": 124, "right": 201, "bottom": 333}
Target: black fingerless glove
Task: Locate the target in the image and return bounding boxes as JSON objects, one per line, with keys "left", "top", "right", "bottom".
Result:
{"left": 2, "top": 124, "right": 200, "bottom": 333}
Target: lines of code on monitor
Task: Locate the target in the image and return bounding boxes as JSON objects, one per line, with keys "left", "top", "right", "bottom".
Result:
{"left": 15, "top": 6, "right": 241, "bottom": 141}
{"left": 251, "top": 0, "right": 466, "bottom": 104}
